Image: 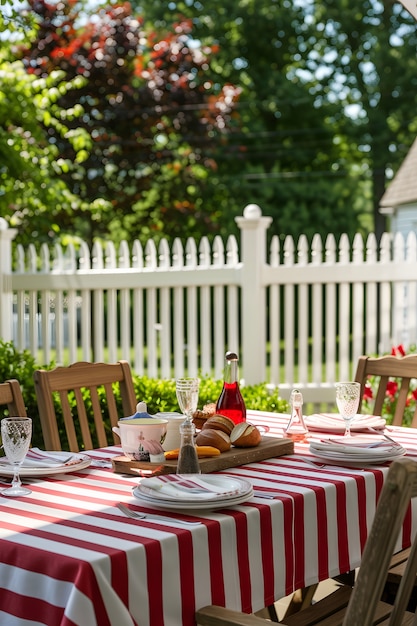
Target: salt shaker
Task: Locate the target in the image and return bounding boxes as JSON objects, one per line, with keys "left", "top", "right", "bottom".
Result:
{"left": 285, "top": 389, "right": 309, "bottom": 440}
{"left": 176, "top": 420, "right": 200, "bottom": 474}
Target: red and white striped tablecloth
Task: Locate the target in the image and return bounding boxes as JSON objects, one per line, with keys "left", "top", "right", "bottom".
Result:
{"left": 1, "top": 410, "right": 416, "bottom": 626}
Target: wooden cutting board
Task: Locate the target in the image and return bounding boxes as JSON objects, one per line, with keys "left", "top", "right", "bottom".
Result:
{"left": 111, "top": 436, "right": 294, "bottom": 476}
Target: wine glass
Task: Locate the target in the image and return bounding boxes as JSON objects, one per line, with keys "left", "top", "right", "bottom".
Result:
{"left": 176, "top": 378, "right": 200, "bottom": 424}
{"left": 1, "top": 417, "right": 32, "bottom": 497}
{"left": 335, "top": 382, "right": 361, "bottom": 437}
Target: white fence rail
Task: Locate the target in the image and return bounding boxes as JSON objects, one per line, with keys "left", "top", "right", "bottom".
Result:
{"left": 0, "top": 205, "right": 416, "bottom": 406}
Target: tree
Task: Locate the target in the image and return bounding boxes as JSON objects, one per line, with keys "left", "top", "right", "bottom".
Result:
{"left": 0, "top": 3, "right": 91, "bottom": 245}
{"left": 134, "top": 0, "right": 417, "bottom": 242}
{"left": 18, "top": 1, "right": 241, "bottom": 246}
{"left": 309, "top": 0, "right": 417, "bottom": 240}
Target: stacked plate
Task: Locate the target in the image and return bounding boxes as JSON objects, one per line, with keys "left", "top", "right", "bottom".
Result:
{"left": 0, "top": 448, "right": 91, "bottom": 477}
{"left": 133, "top": 474, "right": 254, "bottom": 511}
{"left": 309, "top": 435, "right": 406, "bottom": 466}
{"left": 305, "top": 413, "right": 386, "bottom": 433}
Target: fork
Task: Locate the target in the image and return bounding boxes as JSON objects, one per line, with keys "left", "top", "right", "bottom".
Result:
{"left": 366, "top": 427, "right": 399, "bottom": 446}
{"left": 297, "top": 457, "right": 366, "bottom": 471}
{"left": 327, "top": 437, "right": 384, "bottom": 449}
{"left": 116, "top": 503, "right": 201, "bottom": 526}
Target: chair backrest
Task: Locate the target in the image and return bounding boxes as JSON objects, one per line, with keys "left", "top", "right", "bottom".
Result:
{"left": 355, "top": 354, "right": 417, "bottom": 427}
{"left": 33, "top": 361, "right": 137, "bottom": 451}
{"left": 0, "top": 379, "right": 27, "bottom": 417}
{"left": 196, "top": 458, "right": 417, "bottom": 626}
{"left": 343, "top": 456, "right": 417, "bottom": 625}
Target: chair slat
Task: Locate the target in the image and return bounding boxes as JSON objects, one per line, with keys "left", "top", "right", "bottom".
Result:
{"left": 89, "top": 386, "right": 108, "bottom": 449}
{"left": 395, "top": 381, "right": 411, "bottom": 426}
{"left": 374, "top": 376, "right": 389, "bottom": 415}
{"left": 0, "top": 380, "right": 27, "bottom": 417}
{"left": 74, "top": 388, "right": 95, "bottom": 451}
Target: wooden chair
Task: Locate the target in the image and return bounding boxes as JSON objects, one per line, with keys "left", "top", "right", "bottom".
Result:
{"left": 0, "top": 379, "right": 27, "bottom": 417}
{"left": 355, "top": 354, "right": 417, "bottom": 608}
{"left": 33, "top": 361, "right": 137, "bottom": 451}
{"left": 196, "top": 457, "right": 417, "bottom": 626}
{"left": 355, "top": 354, "right": 417, "bottom": 427}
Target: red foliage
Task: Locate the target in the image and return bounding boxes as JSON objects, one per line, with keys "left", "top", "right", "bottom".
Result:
{"left": 363, "top": 381, "right": 373, "bottom": 401}
{"left": 391, "top": 344, "right": 406, "bottom": 356}
{"left": 16, "top": 0, "right": 241, "bottom": 239}
{"left": 385, "top": 380, "right": 398, "bottom": 399}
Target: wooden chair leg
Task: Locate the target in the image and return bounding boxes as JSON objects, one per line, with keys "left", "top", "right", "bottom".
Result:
{"left": 283, "top": 571, "right": 354, "bottom": 619}
{"left": 283, "top": 584, "right": 319, "bottom": 618}
{"left": 254, "top": 603, "right": 279, "bottom": 621}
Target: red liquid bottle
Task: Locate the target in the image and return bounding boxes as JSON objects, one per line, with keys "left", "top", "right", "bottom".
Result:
{"left": 215, "top": 351, "right": 246, "bottom": 424}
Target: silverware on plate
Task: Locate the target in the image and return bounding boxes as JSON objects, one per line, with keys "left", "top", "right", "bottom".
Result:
{"left": 253, "top": 490, "right": 278, "bottom": 499}
{"left": 366, "top": 427, "right": 399, "bottom": 446}
{"left": 297, "top": 457, "right": 366, "bottom": 471}
{"left": 116, "top": 502, "right": 201, "bottom": 525}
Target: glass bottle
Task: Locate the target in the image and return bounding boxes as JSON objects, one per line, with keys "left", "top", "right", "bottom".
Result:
{"left": 284, "top": 389, "right": 309, "bottom": 441}
{"left": 215, "top": 351, "right": 247, "bottom": 425}
{"left": 176, "top": 421, "right": 200, "bottom": 474}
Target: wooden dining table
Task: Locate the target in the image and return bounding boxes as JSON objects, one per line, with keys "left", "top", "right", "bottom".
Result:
{"left": 1, "top": 410, "right": 416, "bottom": 626}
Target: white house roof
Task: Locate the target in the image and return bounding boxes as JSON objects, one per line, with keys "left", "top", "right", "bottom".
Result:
{"left": 399, "top": 0, "right": 417, "bottom": 18}
{"left": 379, "top": 137, "right": 417, "bottom": 214}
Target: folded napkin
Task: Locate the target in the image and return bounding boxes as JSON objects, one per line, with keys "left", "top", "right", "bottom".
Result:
{"left": 310, "top": 437, "right": 405, "bottom": 457}
{"left": 305, "top": 413, "right": 386, "bottom": 431}
{"left": 139, "top": 474, "right": 244, "bottom": 501}
{"left": 0, "top": 448, "right": 75, "bottom": 468}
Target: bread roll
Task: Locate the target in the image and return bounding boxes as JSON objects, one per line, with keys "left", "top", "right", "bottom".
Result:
{"left": 230, "top": 423, "right": 261, "bottom": 447}
{"left": 202, "top": 414, "right": 235, "bottom": 436}
{"left": 192, "top": 403, "right": 216, "bottom": 429}
{"left": 195, "top": 428, "right": 231, "bottom": 452}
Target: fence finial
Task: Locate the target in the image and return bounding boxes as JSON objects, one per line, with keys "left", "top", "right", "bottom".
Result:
{"left": 243, "top": 204, "right": 262, "bottom": 219}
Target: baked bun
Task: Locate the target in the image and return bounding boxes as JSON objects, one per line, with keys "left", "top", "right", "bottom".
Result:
{"left": 192, "top": 403, "right": 216, "bottom": 429}
{"left": 230, "top": 423, "right": 261, "bottom": 448}
{"left": 202, "top": 414, "right": 235, "bottom": 436}
{"left": 195, "top": 428, "right": 231, "bottom": 452}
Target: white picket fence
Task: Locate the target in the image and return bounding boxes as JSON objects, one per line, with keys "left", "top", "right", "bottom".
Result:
{"left": 0, "top": 204, "right": 416, "bottom": 406}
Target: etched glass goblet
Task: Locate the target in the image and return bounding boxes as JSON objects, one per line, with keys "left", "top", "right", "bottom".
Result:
{"left": 175, "top": 378, "right": 200, "bottom": 425}
{"left": 335, "top": 382, "right": 361, "bottom": 437}
{"left": 1, "top": 417, "right": 32, "bottom": 497}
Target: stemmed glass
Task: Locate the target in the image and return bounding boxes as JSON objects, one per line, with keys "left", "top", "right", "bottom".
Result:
{"left": 1, "top": 417, "right": 32, "bottom": 497}
{"left": 335, "top": 382, "right": 361, "bottom": 437}
{"left": 176, "top": 378, "right": 200, "bottom": 424}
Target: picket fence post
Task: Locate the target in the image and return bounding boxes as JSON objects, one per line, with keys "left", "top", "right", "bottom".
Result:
{"left": 236, "top": 204, "right": 272, "bottom": 385}
{"left": 0, "top": 219, "right": 18, "bottom": 342}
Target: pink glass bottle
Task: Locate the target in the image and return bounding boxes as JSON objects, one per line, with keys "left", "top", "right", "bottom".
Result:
{"left": 215, "top": 352, "right": 246, "bottom": 424}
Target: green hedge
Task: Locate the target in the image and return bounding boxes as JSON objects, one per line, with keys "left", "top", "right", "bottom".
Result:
{"left": 0, "top": 341, "right": 289, "bottom": 449}
{"left": 0, "top": 340, "right": 45, "bottom": 449}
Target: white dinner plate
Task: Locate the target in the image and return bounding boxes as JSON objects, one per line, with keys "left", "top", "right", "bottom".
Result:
{"left": 136, "top": 474, "right": 253, "bottom": 503}
{"left": 311, "top": 435, "right": 402, "bottom": 454}
{"left": 309, "top": 443, "right": 406, "bottom": 466}
{"left": 132, "top": 485, "right": 254, "bottom": 510}
{"left": 305, "top": 413, "right": 386, "bottom": 433}
{"left": 0, "top": 453, "right": 91, "bottom": 477}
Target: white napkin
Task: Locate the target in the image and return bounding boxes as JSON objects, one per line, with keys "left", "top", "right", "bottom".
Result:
{"left": 139, "top": 474, "right": 243, "bottom": 501}
{"left": 305, "top": 413, "right": 386, "bottom": 431}
{"left": 0, "top": 448, "right": 75, "bottom": 468}
{"left": 310, "top": 437, "right": 405, "bottom": 457}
